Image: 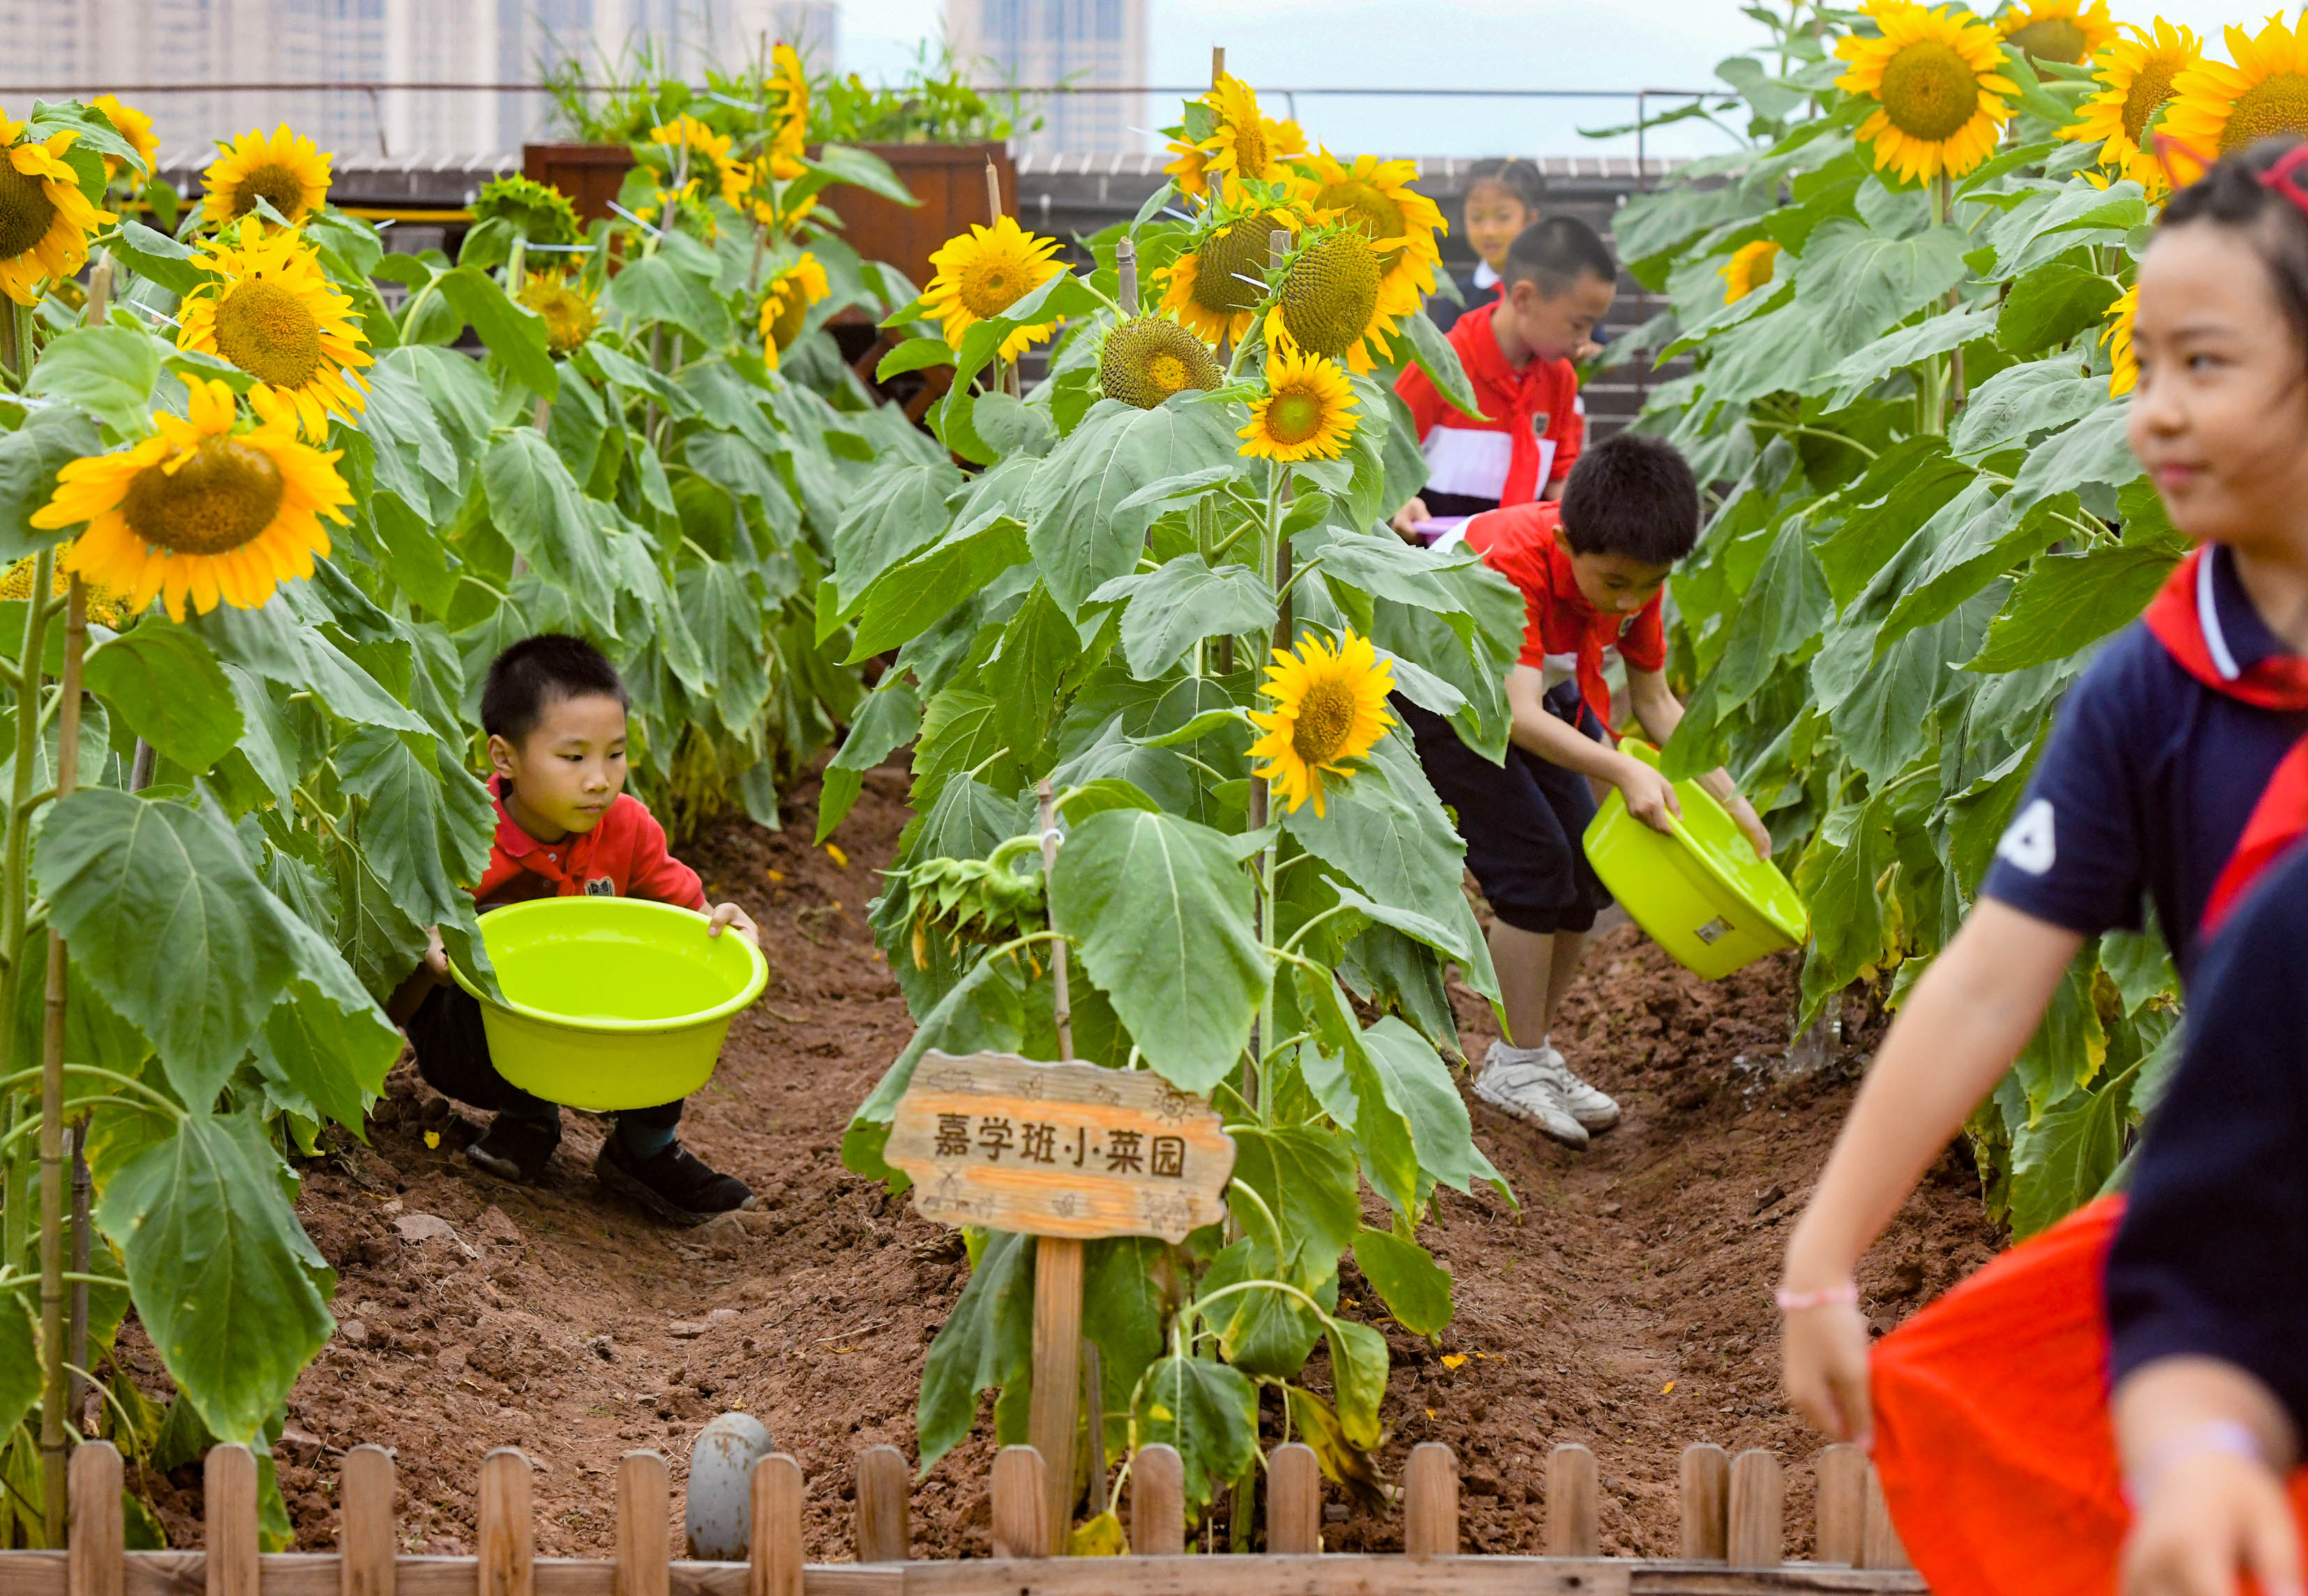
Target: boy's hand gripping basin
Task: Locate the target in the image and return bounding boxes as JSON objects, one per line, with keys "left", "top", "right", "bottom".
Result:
{"left": 449, "top": 897, "right": 770, "bottom": 1111}
{"left": 1582, "top": 740, "right": 1808, "bottom": 979}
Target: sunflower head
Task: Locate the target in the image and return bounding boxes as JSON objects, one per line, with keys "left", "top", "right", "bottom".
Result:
{"left": 518, "top": 270, "right": 600, "bottom": 354}
{"left": 758, "top": 253, "right": 831, "bottom": 368}
{"left": 1246, "top": 628, "right": 1395, "bottom": 818}
{"left": 2063, "top": 18, "right": 2201, "bottom": 193}
{"left": 1163, "top": 73, "right": 1308, "bottom": 202}
{"left": 765, "top": 43, "right": 811, "bottom": 180}
{"left": 2165, "top": 17, "right": 2308, "bottom": 159}
{"left": 1999, "top": 0, "right": 2117, "bottom": 65}
{"left": 1158, "top": 202, "right": 1304, "bottom": 345}
{"left": 0, "top": 549, "right": 128, "bottom": 627}
{"left": 2102, "top": 283, "right": 2137, "bottom": 396}
{"left": 89, "top": 96, "right": 158, "bottom": 183}
{"left": 1238, "top": 346, "right": 1358, "bottom": 462}
{"left": 1100, "top": 316, "right": 1222, "bottom": 409}
{"left": 177, "top": 219, "right": 373, "bottom": 439}
{"left": 1266, "top": 226, "right": 1395, "bottom": 372}
{"left": 200, "top": 124, "right": 331, "bottom": 227}
{"left": 1301, "top": 148, "right": 1446, "bottom": 305}
{"left": 922, "top": 215, "right": 1064, "bottom": 359}
{"left": 31, "top": 379, "right": 353, "bottom": 622}
{"left": 1836, "top": 0, "right": 2021, "bottom": 183}
{"left": 474, "top": 174, "right": 581, "bottom": 246}
{"left": 0, "top": 110, "right": 117, "bottom": 306}
{"left": 1721, "top": 239, "right": 1783, "bottom": 303}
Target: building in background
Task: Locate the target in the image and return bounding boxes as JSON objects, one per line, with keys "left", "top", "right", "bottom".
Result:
{"left": 947, "top": 0, "right": 1147, "bottom": 154}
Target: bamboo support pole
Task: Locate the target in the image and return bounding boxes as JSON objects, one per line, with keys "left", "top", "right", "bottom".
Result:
{"left": 1130, "top": 1444, "right": 1185, "bottom": 1556}
{"left": 1679, "top": 1444, "right": 1728, "bottom": 1561}
{"left": 1404, "top": 1443, "right": 1458, "bottom": 1557}
{"left": 854, "top": 1447, "right": 909, "bottom": 1563}
{"left": 747, "top": 1454, "right": 804, "bottom": 1596}
{"left": 1116, "top": 239, "right": 1138, "bottom": 318}
{"left": 36, "top": 569, "right": 84, "bottom": 1540}
{"left": 985, "top": 159, "right": 1019, "bottom": 400}
{"left": 1266, "top": 1445, "right": 1321, "bottom": 1554}
{"left": 1545, "top": 1445, "right": 1598, "bottom": 1558}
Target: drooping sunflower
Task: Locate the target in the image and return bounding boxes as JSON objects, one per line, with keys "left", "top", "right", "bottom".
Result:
{"left": 33, "top": 379, "right": 354, "bottom": 622}
{"left": 922, "top": 216, "right": 1064, "bottom": 359}
{"left": 758, "top": 253, "right": 830, "bottom": 369}
{"left": 1238, "top": 345, "right": 1358, "bottom": 462}
{"left": 2102, "top": 283, "right": 2137, "bottom": 396}
{"left": 1247, "top": 628, "right": 1395, "bottom": 819}
{"left": 89, "top": 95, "right": 158, "bottom": 183}
{"left": 177, "top": 219, "right": 373, "bottom": 439}
{"left": 1999, "top": 0, "right": 2118, "bottom": 64}
{"left": 1721, "top": 239, "right": 1783, "bottom": 303}
{"left": 1299, "top": 149, "right": 1446, "bottom": 308}
{"left": 473, "top": 174, "right": 581, "bottom": 246}
{"left": 1835, "top": 1, "right": 2021, "bottom": 184}
{"left": 1158, "top": 202, "right": 1305, "bottom": 345}
{"left": 518, "top": 270, "right": 599, "bottom": 354}
{"left": 1100, "top": 316, "right": 1222, "bottom": 408}
{"left": 2063, "top": 19, "right": 2201, "bottom": 193}
{"left": 200, "top": 124, "right": 331, "bottom": 227}
{"left": 1163, "top": 73, "right": 1308, "bottom": 203}
{"left": 0, "top": 547, "right": 128, "bottom": 628}
{"left": 2164, "top": 17, "right": 2308, "bottom": 158}
{"left": 0, "top": 112, "right": 115, "bottom": 307}
{"left": 1264, "top": 225, "right": 1401, "bottom": 374}
{"left": 764, "top": 43, "right": 810, "bottom": 181}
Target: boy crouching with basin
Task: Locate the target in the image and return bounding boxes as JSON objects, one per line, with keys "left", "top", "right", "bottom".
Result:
{"left": 389, "top": 633, "right": 760, "bottom": 1225}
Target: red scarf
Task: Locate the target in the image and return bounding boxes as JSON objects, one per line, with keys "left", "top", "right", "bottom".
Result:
{"left": 1534, "top": 523, "right": 1657, "bottom": 733}
{"left": 2141, "top": 545, "right": 2308, "bottom": 933}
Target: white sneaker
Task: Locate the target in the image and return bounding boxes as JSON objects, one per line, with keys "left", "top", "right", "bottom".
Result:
{"left": 1488, "top": 1041, "right": 1621, "bottom": 1133}
{"left": 1472, "top": 1052, "right": 1588, "bottom": 1149}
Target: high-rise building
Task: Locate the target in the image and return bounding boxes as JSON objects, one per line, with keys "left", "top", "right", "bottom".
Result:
{"left": 947, "top": 0, "right": 1148, "bottom": 154}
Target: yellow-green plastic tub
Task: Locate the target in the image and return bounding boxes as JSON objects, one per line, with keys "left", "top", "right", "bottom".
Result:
{"left": 1583, "top": 741, "right": 1808, "bottom": 980}
{"left": 449, "top": 896, "right": 768, "bottom": 1111}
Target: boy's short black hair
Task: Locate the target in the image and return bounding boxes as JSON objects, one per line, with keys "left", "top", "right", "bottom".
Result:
{"left": 1559, "top": 432, "right": 1700, "bottom": 567}
{"left": 481, "top": 633, "right": 629, "bottom": 746}
{"left": 1464, "top": 158, "right": 1545, "bottom": 216}
{"left": 1501, "top": 216, "right": 1617, "bottom": 299}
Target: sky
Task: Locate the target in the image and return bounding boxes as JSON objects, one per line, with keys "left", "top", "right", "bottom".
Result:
{"left": 839, "top": 0, "right": 2295, "bottom": 159}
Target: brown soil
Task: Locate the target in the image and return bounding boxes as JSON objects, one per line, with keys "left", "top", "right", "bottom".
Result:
{"left": 112, "top": 768, "right": 2000, "bottom": 1560}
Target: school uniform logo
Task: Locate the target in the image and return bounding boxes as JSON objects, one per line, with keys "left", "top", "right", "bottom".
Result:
{"left": 583, "top": 876, "right": 615, "bottom": 896}
{"left": 1996, "top": 799, "right": 2056, "bottom": 875}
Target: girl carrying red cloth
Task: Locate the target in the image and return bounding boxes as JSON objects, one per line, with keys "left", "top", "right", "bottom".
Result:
{"left": 1778, "top": 136, "right": 2308, "bottom": 1596}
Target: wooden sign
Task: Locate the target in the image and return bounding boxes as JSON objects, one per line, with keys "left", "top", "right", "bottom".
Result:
{"left": 885, "top": 1051, "right": 1236, "bottom": 1244}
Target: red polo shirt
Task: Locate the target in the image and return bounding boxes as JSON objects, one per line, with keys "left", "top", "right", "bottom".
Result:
{"left": 1394, "top": 303, "right": 1584, "bottom": 511}
{"left": 1463, "top": 500, "right": 1663, "bottom": 732}
{"left": 474, "top": 778, "right": 707, "bottom": 912}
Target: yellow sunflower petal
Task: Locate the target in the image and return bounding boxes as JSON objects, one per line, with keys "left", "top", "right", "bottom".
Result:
{"left": 1247, "top": 628, "right": 1395, "bottom": 817}
{"left": 1238, "top": 347, "right": 1358, "bottom": 463}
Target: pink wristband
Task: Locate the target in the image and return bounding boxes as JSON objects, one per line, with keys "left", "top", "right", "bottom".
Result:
{"left": 1774, "top": 1282, "right": 1861, "bottom": 1313}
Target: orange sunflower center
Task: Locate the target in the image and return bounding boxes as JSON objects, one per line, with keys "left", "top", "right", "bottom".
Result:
{"left": 230, "top": 161, "right": 308, "bottom": 219}
{"left": 1290, "top": 679, "right": 1357, "bottom": 765}
{"left": 2221, "top": 71, "right": 2308, "bottom": 151}
{"left": 1268, "top": 387, "right": 1328, "bottom": 446}
{"left": 2007, "top": 17, "right": 2090, "bottom": 63}
{"left": 2122, "top": 57, "right": 2184, "bottom": 143}
{"left": 123, "top": 439, "right": 286, "bottom": 556}
{"left": 1879, "top": 40, "right": 1983, "bottom": 142}
{"left": 0, "top": 159, "right": 59, "bottom": 260}
{"left": 213, "top": 279, "right": 325, "bottom": 388}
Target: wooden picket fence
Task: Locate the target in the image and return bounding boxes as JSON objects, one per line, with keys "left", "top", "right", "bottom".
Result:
{"left": 0, "top": 1438, "right": 1926, "bottom": 1596}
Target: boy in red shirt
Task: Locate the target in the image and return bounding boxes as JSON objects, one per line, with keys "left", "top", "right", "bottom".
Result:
{"left": 1392, "top": 216, "right": 1617, "bottom": 527}
{"left": 391, "top": 634, "right": 761, "bottom": 1224}
{"left": 1402, "top": 434, "right": 1772, "bottom": 1146}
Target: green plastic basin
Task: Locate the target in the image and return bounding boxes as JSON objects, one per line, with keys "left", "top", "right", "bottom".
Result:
{"left": 1583, "top": 741, "right": 1808, "bottom": 980}
{"left": 448, "top": 896, "right": 768, "bottom": 1111}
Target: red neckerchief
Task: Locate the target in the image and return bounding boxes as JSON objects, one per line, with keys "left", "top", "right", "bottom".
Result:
{"left": 1536, "top": 522, "right": 1636, "bottom": 732}
{"left": 2141, "top": 545, "right": 2308, "bottom": 934}
{"left": 1457, "top": 308, "right": 1561, "bottom": 506}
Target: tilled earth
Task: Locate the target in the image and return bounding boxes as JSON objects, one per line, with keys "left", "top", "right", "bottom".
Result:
{"left": 113, "top": 764, "right": 1999, "bottom": 1559}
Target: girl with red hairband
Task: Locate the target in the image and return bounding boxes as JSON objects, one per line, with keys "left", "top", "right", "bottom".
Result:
{"left": 1777, "top": 135, "right": 2308, "bottom": 1596}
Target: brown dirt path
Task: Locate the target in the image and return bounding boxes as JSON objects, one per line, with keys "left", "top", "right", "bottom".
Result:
{"left": 112, "top": 767, "right": 1999, "bottom": 1558}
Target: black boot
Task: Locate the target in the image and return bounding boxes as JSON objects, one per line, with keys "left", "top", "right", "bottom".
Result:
{"left": 595, "top": 1131, "right": 755, "bottom": 1226}
{"left": 466, "top": 1111, "right": 562, "bottom": 1183}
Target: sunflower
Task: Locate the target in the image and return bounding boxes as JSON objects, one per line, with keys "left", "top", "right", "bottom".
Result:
{"left": 1247, "top": 629, "right": 1395, "bottom": 819}
{"left": 1238, "top": 346, "right": 1358, "bottom": 462}
{"left": 1835, "top": 1, "right": 2021, "bottom": 184}
{"left": 1299, "top": 149, "right": 1446, "bottom": 308}
{"left": 922, "top": 215, "right": 1064, "bottom": 359}
{"left": 758, "top": 253, "right": 830, "bottom": 369}
{"left": 518, "top": 270, "right": 599, "bottom": 354}
{"left": 1721, "top": 239, "right": 1783, "bottom": 303}
{"left": 1100, "top": 315, "right": 1222, "bottom": 407}
{"left": 89, "top": 96, "right": 158, "bottom": 183}
{"left": 200, "top": 124, "right": 331, "bottom": 227}
{"left": 2164, "top": 17, "right": 2308, "bottom": 158}
{"left": 2063, "top": 19, "right": 2201, "bottom": 193}
{"left": 1158, "top": 202, "right": 1305, "bottom": 344}
{"left": 1163, "top": 73, "right": 1308, "bottom": 204}
{"left": 1999, "top": 0, "right": 2117, "bottom": 64}
{"left": 0, "top": 548, "right": 128, "bottom": 628}
{"left": 473, "top": 174, "right": 580, "bottom": 246}
{"left": 32, "top": 379, "right": 352, "bottom": 621}
{"left": 0, "top": 111, "right": 115, "bottom": 307}
{"left": 1264, "top": 225, "right": 1402, "bottom": 375}
{"left": 765, "top": 43, "right": 810, "bottom": 182}
{"left": 176, "top": 219, "right": 373, "bottom": 439}
{"left": 2102, "top": 283, "right": 2137, "bottom": 396}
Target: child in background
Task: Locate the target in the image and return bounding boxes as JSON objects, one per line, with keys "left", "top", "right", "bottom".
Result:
{"left": 1402, "top": 432, "right": 1773, "bottom": 1147}
{"left": 390, "top": 633, "right": 763, "bottom": 1226}
{"left": 1391, "top": 218, "right": 1617, "bottom": 534}
{"left": 1430, "top": 158, "right": 1547, "bottom": 334}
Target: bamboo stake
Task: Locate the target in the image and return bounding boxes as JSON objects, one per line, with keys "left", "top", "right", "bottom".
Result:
{"left": 984, "top": 158, "right": 1019, "bottom": 400}
{"left": 1117, "top": 239, "right": 1139, "bottom": 318}
{"left": 1211, "top": 47, "right": 1226, "bottom": 86}
{"left": 36, "top": 562, "right": 81, "bottom": 1540}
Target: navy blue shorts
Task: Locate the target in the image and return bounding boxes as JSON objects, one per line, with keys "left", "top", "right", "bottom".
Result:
{"left": 1398, "top": 688, "right": 1614, "bottom": 936}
